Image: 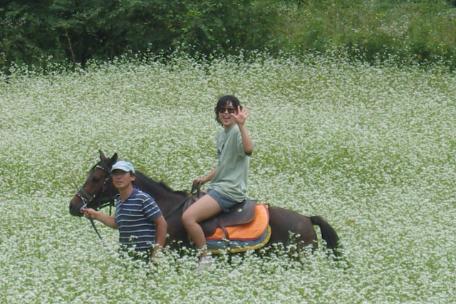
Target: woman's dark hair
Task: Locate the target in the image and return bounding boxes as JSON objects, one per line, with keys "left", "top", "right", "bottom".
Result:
{"left": 214, "top": 95, "right": 242, "bottom": 125}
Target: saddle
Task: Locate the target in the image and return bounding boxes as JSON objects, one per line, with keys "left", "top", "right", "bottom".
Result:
{"left": 183, "top": 191, "right": 257, "bottom": 237}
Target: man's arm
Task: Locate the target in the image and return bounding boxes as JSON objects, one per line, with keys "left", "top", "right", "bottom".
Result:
{"left": 154, "top": 215, "right": 167, "bottom": 248}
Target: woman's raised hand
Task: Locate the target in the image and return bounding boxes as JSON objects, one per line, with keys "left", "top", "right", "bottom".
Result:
{"left": 231, "top": 106, "right": 249, "bottom": 126}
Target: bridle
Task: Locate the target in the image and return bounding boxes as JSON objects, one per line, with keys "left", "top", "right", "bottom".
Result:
{"left": 75, "top": 163, "right": 112, "bottom": 241}
{"left": 76, "top": 164, "right": 112, "bottom": 210}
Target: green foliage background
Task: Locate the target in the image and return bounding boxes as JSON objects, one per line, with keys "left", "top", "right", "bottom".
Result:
{"left": 1, "top": 0, "right": 456, "bottom": 70}
{"left": 0, "top": 0, "right": 276, "bottom": 69}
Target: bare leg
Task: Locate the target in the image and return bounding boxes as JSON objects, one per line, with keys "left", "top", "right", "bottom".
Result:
{"left": 182, "top": 194, "right": 222, "bottom": 250}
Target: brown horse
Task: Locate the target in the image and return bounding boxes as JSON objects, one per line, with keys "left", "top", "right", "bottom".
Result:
{"left": 69, "top": 151, "right": 340, "bottom": 256}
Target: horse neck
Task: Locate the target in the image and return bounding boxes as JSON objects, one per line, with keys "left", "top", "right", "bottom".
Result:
{"left": 134, "top": 171, "right": 186, "bottom": 216}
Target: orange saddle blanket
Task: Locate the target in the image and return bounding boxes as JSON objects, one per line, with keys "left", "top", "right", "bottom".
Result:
{"left": 207, "top": 204, "right": 269, "bottom": 241}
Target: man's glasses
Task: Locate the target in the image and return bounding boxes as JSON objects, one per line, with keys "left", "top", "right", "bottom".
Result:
{"left": 218, "top": 107, "right": 236, "bottom": 114}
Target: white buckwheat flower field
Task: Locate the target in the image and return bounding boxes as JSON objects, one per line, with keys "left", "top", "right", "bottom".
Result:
{"left": 1, "top": 54, "right": 455, "bottom": 303}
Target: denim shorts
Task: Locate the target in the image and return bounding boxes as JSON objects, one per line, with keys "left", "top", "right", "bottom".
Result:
{"left": 207, "top": 189, "right": 242, "bottom": 213}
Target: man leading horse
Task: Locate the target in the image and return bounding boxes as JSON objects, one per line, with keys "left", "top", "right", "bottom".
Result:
{"left": 82, "top": 160, "right": 167, "bottom": 262}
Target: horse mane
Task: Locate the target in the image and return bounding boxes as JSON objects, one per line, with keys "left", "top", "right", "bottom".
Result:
{"left": 157, "top": 180, "right": 189, "bottom": 196}
{"left": 136, "top": 171, "right": 188, "bottom": 196}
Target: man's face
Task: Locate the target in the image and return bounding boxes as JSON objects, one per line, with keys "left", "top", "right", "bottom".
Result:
{"left": 111, "top": 170, "right": 135, "bottom": 189}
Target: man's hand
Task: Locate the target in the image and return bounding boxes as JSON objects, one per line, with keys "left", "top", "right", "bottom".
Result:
{"left": 82, "top": 208, "right": 99, "bottom": 220}
{"left": 82, "top": 208, "right": 117, "bottom": 228}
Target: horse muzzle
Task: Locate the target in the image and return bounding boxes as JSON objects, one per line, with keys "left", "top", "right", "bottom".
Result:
{"left": 69, "top": 196, "right": 84, "bottom": 217}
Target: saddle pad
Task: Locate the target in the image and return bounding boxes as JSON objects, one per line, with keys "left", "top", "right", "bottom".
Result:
{"left": 207, "top": 226, "right": 271, "bottom": 254}
{"left": 215, "top": 199, "right": 256, "bottom": 228}
{"left": 206, "top": 204, "right": 269, "bottom": 241}
{"left": 201, "top": 199, "right": 256, "bottom": 236}
{"left": 183, "top": 194, "right": 257, "bottom": 237}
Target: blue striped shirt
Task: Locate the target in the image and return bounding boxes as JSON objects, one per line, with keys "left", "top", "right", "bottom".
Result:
{"left": 114, "top": 188, "right": 162, "bottom": 251}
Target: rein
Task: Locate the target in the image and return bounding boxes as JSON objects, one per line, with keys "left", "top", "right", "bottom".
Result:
{"left": 164, "top": 184, "right": 201, "bottom": 220}
{"left": 78, "top": 195, "right": 105, "bottom": 241}
{"left": 88, "top": 217, "right": 103, "bottom": 241}
{"left": 164, "top": 197, "right": 187, "bottom": 220}
{"left": 76, "top": 164, "right": 111, "bottom": 241}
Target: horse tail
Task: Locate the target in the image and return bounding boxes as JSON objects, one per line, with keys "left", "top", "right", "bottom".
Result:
{"left": 310, "top": 216, "right": 342, "bottom": 257}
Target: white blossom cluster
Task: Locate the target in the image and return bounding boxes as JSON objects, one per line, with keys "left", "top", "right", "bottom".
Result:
{"left": 0, "top": 54, "right": 455, "bottom": 303}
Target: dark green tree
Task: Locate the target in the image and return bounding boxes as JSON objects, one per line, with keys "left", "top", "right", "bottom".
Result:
{"left": 0, "top": 0, "right": 278, "bottom": 69}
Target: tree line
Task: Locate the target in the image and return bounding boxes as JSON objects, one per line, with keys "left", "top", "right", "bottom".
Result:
{"left": 1, "top": 0, "right": 456, "bottom": 71}
{"left": 0, "top": 0, "right": 277, "bottom": 69}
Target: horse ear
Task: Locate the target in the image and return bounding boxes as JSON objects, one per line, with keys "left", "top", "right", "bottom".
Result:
{"left": 99, "top": 150, "right": 107, "bottom": 161}
{"left": 110, "top": 153, "right": 118, "bottom": 164}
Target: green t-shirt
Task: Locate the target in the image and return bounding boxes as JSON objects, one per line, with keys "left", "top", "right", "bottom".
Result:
{"left": 208, "top": 124, "right": 250, "bottom": 202}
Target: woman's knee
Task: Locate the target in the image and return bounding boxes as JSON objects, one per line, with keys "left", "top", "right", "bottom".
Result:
{"left": 181, "top": 210, "right": 196, "bottom": 226}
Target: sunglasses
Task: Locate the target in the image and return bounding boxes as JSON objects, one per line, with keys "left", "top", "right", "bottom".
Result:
{"left": 218, "top": 107, "right": 236, "bottom": 114}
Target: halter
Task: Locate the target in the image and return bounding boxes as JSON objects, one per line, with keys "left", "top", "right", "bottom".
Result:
{"left": 76, "top": 164, "right": 112, "bottom": 241}
{"left": 76, "top": 164, "right": 111, "bottom": 211}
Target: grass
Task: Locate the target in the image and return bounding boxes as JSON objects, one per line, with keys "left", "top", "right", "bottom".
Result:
{"left": 0, "top": 53, "right": 455, "bottom": 303}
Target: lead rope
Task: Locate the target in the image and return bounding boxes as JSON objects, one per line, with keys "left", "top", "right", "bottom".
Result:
{"left": 86, "top": 214, "right": 110, "bottom": 252}
{"left": 88, "top": 217, "right": 104, "bottom": 241}
{"left": 81, "top": 201, "right": 105, "bottom": 242}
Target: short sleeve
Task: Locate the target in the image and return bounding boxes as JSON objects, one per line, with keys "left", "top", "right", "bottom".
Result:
{"left": 142, "top": 196, "right": 162, "bottom": 220}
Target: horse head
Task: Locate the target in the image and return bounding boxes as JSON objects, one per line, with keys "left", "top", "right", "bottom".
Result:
{"left": 69, "top": 150, "right": 118, "bottom": 216}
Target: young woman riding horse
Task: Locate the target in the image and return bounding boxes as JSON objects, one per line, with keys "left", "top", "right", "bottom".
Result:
{"left": 69, "top": 151, "right": 341, "bottom": 259}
